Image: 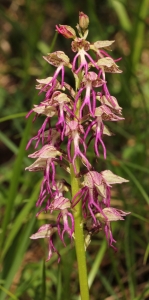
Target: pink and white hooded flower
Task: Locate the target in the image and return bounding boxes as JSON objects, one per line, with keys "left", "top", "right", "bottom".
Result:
{"left": 74, "top": 71, "right": 104, "bottom": 118}
{"left": 65, "top": 120, "right": 91, "bottom": 173}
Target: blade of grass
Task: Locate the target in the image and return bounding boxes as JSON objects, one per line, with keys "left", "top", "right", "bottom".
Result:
{"left": 109, "top": 246, "right": 126, "bottom": 299}
{"left": 121, "top": 164, "right": 149, "bottom": 205}
{"left": 88, "top": 240, "right": 107, "bottom": 289}
{"left": 0, "top": 214, "right": 36, "bottom": 300}
{"left": 131, "top": 0, "right": 149, "bottom": 69}
{"left": 124, "top": 217, "right": 136, "bottom": 299}
{"left": 0, "top": 112, "right": 27, "bottom": 123}
{"left": 0, "top": 131, "right": 19, "bottom": 156}
{"left": 88, "top": 150, "right": 149, "bottom": 175}
{"left": 0, "top": 91, "right": 37, "bottom": 247}
{"left": 41, "top": 260, "right": 46, "bottom": 300}
{"left": 133, "top": 285, "right": 149, "bottom": 300}
{"left": 0, "top": 114, "right": 33, "bottom": 249}
{"left": 98, "top": 270, "right": 119, "bottom": 300}
{"left": 1, "top": 181, "right": 40, "bottom": 259}
{"left": 143, "top": 243, "right": 149, "bottom": 265}
{"left": 56, "top": 267, "right": 62, "bottom": 300}
{"left": 61, "top": 242, "right": 75, "bottom": 300}
{"left": 109, "top": 0, "right": 132, "bottom": 32}
{"left": 131, "top": 212, "right": 149, "bottom": 224}
{"left": 0, "top": 285, "right": 18, "bottom": 300}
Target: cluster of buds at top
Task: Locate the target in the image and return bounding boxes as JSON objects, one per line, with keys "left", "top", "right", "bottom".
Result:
{"left": 26, "top": 12, "right": 129, "bottom": 261}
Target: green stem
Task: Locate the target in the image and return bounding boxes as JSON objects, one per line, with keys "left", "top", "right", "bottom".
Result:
{"left": 70, "top": 67, "right": 90, "bottom": 298}
{"left": 70, "top": 164, "right": 90, "bottom": 300}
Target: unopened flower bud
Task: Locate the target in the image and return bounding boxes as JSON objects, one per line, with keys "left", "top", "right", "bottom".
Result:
{"left": 56, "top": 25, "right": 76, "bottom": 39}
{"left": 79, "top": 12, "right": 89, "bottom": 29}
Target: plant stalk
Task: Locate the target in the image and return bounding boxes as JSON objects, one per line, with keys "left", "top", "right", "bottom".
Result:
{"left": 70, "top": 67, "right": 90, "bottom": 299}
{"left": 70, "top": 164, "right": 90, "bottom": 300}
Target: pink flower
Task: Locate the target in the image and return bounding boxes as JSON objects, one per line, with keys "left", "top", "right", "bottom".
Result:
{"left": 30, "top": 224, "right": 60, "bottom": 262}
{"left": 74, "top": 72, "right": 104, "bottom": 118}
{"left": 42, "top": 51, "right": 71, "bottom": 94}
{"left": 71, "top": 38, "right": 98, "bottom": 75}
{"left": 72, "top": 170, "right": 129, "bottom": 248}
{"left": 65, "top": 120, "right": 91, "bottom": 173}
{"left": 26, "top": 145, "right": 61, "bottom": 198}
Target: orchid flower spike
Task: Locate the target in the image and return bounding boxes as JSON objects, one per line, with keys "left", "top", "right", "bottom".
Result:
{"left": 26, "top": 12, "right": 130, "bottom": 262}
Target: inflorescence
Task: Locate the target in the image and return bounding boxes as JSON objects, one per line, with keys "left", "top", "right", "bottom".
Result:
{"left": 26, "top": 12, "right": 129, "bottom": 262}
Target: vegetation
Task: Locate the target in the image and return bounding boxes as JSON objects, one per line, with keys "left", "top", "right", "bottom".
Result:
{"left": 0, "top": 0, "right": 149, "bottom": 299}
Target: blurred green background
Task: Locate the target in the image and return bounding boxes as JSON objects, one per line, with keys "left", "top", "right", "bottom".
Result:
{"left": 0, "top": 0, "right": 149, "bottom": 299}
